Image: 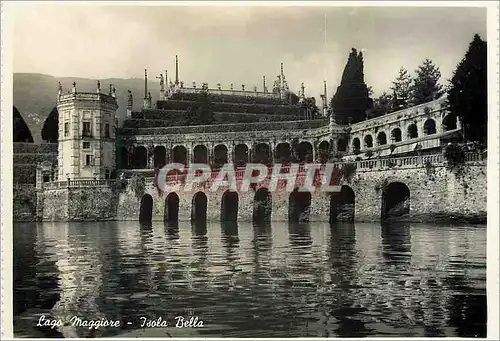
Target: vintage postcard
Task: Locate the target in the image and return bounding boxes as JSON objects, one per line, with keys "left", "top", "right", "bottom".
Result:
{"left": 1, "top": 1, "right": 499, "bottom": 339}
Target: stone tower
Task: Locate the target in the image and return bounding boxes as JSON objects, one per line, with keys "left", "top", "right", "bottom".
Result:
{"left": 56, "top": 81, "right": 119, "bottom": 180}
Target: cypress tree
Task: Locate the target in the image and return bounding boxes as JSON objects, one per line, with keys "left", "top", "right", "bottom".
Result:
{"left": 13, "top": 106, "right": 34, "bottom": 143}
{"left": 448, "top": 34, "right": 487, "bottom": 145}
{"left": 330, "top": 48, "right": 373, "bottom": 124}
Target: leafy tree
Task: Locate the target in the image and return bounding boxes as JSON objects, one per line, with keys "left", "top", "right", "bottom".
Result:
{"left": 411, "top": 59, "right": 443, "bottom": 105}
{"left": 41, "top": 107, "right": 59, "bottom": 143}
{"left": 371, "top": 92, "right": 394, "bottom": 117}
{"left": 301, "top": 97, "right": 320, "bottom": 120}
{"left": 330, "top": 48, "right": 373, "bottom": 124}
{"left": 448, "top": 34, "right": 487, "bottom": 145}
{"left": 390, "top": 67, "right": 413, "bottom": 110}
{"left": 13, "top": 106, "right": 34, "bottom": 143}
{"left": 185, "top": 86, "right": 214, "bottom": 125}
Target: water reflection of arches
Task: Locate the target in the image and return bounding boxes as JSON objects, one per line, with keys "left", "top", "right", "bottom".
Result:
{"left": 13, "top": 106, "right": 34, "bottom": 143}
{"left": 191, "top": 192, "right": 207, "bottom": 222}
{"left": 328, "top": 222, "right": 371, "bottom": 337}
{"left": 172, "top": 145, "right": 188, "bottom": 164}
{"left": 288, "top": 189, "right": 311, "bottom": 223}
{"left": 329, "top": 185, "right": 355, "bottom": 223}
{"left": 234, "top": 144, "right": 249, "bottom": 166}
{"left": 164, "top": 192, "right": 180, "bottom": 225}
{"left": 381, "top": 182, "right": 410, "bottom": 221}
{"left": 139, "top": 194, "right": 153, "bottom": 222}
{"left": 275, "top": 143, "right": 291, "bottom": 163}
{"left": 153, "top": 146, "right": 167, "bottom": 168}
{"left": 380, "top": 222, "right": 411, "bottom": 266}
{"left": 191, "top": 220, "right": 207, "bottom": 236}
{"left": 253, "top": 188, "right": 272, "bottom": 223}
{"left": 133, "top": 146, "right": 148, "bottom": 169}
{"left": 193, "top": 145, "right": 208, "bottom": 163}
{"left": 288, "top": 222, "right": 312, "bottom": 248}
{"left": 221, "top": 190, "right": 238, "bottom": 222}
{"left": 296, "top": 141, "right": 313, "bottom": 163}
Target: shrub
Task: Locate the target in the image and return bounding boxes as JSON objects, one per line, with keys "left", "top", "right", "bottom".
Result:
{"left": 342, "top": 162, "right": 357, "bottom": 181}
{"left": 365, "top": 150, "right": 374, "bottom": 158}
{"left": 389, "top": 144, "right": 397, "bottom": 153}
{"left": 444, "top": 143, "right": 466, "bottom": 169}
{"left": 130, "top": 174, "right": 146, "bottom": 198}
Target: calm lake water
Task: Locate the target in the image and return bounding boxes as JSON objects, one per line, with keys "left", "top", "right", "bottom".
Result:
{"left": 13, "top": 221, "right": 487, "bottom": 338}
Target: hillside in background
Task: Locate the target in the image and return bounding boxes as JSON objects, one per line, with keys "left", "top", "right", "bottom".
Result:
{"left": 13, "top": 73, "right": 159, "bottom": 144}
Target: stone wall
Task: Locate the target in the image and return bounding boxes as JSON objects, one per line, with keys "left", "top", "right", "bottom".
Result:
{"left": 115, "top": 161, "right": 486, "bottom": 223}
{"left": 30, "top": 160, "right": 487, "bottom": 223}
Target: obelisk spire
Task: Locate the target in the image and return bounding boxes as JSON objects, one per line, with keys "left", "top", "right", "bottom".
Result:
{"left": 144, "top": 69, "right": 148, "bottom": 99}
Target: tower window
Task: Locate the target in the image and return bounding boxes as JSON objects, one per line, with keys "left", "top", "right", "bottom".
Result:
{"left": 85, "top": 154, "right": 93, "bottom": 166}
{"left": 105, "top": 124, "right": 110, "bottom": 138}
{"left": 105, "top": 169, "right": 110, "bottom": 179}
{"left": 83, "top": 142, "right": 90, "bottom": 149}
{"left": 64, "top": 122, "right": 69, "bottom": 137}
{"left": 82, "top": 122, "right": 92, "bottom": 137}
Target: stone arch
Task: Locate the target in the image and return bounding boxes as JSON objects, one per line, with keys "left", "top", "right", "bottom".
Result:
{"left": 41, "top": 107, "right": 59, "bottom": 143}
{"left": 172, "top": 145, "right": 188, "bottom": 164}
{"left": 318, "top": 140, "right": 330, "bottom": 162}
{"left": 377, "top": 131, "right": 387, "bottom": 146}
{"left": 442, "top": 114, "right": 457, "bottom": 131}
{"left": 139, "top": 194, "right": 153, "bottom": 222}
{"left": 337, "top": 137, "right": 347, "bottom": 152}
{"left": 221, "top": 190, "right": 239, "bottom": 222}
{"left": 191, "top": 191, "right": 207, "bottom": 222}
{"left": 288, "top": 188, "right": 312, "bottom": 223}
{"left": 118, "top": 147, "right": 130, "bottom": 169}
{"left": 164, "top": 192, "right": 180, "bottom": 225}
{"left": 329, "top": 185, "right": 355, "bottom": 222}
{"left": 423, "top": 118, "right": 437, "bottom": 135}
{"left": 381, "top": 182, "right": 410, "bottom": 221}
{"left": 214, "top": 144, "right": 228, "bottom": 166}
{"left": 364, "top": 135, "right": 373, "bottom": 148}
{"left": 275, "top": 143, "right": 291, "bottom": 163}
{"left": 352, "top": 137, "right": 361, "bottom": 151}
{"left": 234, "top": 143, "right": 249, "bottom": 166}
{"left": 13, "top": 106, "right": 34, "bottom": 143}
{"left": 296, "top": 141, "right": 313, "bottom": 163}
{"left": 193, "top": 144, "right": 208, "bottom": 163}
{"left": 254, "top": 143, "right": 271, "bottom": 164}
{"left": 153, "top": 146, "right": 167, "bottom": 168}
{"left": 407, "top": 123, "right": 418, "bottom": 139}
{"left": 391, "top": 128, "right": 402, "bottom": 142}
{"left": 253, "top": 187, "right": 272, "bottom": 222}
{"left": 132, "top": 146, "right": 148, "bottom": 169}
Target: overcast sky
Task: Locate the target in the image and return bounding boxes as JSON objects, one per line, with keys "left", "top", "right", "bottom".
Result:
{"left": 10, "top": 3, "right": 487, "bottom": 100}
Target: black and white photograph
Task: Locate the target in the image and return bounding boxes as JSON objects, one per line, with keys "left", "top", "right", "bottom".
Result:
{"left": 1, "top": 1, "right": 499, "bottom": 339}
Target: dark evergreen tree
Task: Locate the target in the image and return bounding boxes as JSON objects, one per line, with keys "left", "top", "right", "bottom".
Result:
{"left": 330, "top": 48, "right": 373, "bottom": 124}
{"left": 448, "top": 34, "right": 487, "bottom": 146}
{"left": 390, "top": 67, "right": 413, "bottom": 110}
{"left": 13, "top": 106, "right": 34, "bottom": 143}
{"left": 411, "top": 59, "right": 443, "bottom": 105}
{"left": 41, "top": 107, "right": 59, "bottom": 143}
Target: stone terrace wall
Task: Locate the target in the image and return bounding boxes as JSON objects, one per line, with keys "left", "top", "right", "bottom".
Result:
{"left": 348, "top": 162, "right": 487, "bottom": 222}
